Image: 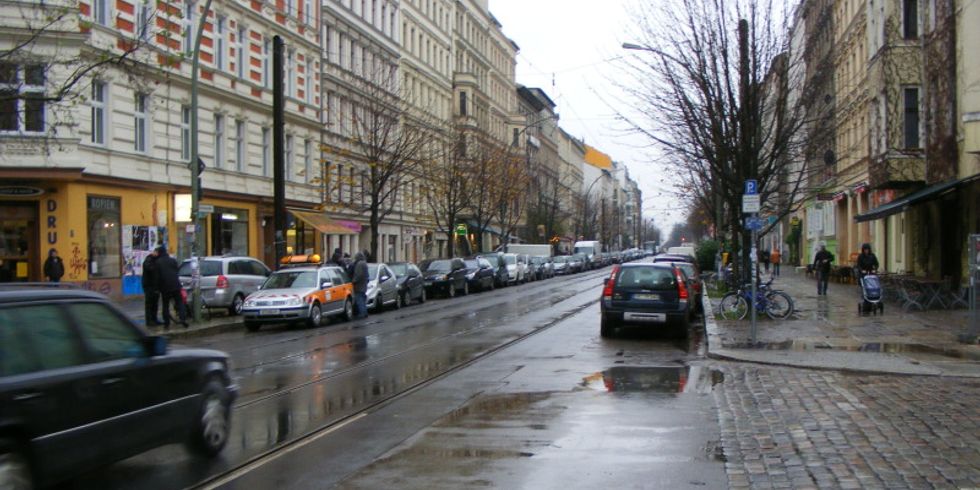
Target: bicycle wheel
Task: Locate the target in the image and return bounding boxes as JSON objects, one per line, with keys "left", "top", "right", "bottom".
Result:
{"left": 764, "top": 291, "right": 794, "bottom": 319}
{"left": 718, "top": 293, "right": 749, "bottom": 320}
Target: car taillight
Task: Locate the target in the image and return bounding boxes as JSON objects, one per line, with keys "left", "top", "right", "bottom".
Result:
{"left": 602, "top": 265, "right": 620, "bottom": 298}
{"left": 216, "top": 275, "right": 229, "bottom": 289}
{"left": 674, "top": 268, "right": 689, "bottom": 300}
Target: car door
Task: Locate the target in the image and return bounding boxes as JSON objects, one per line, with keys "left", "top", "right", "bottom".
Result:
{"left": 407, "top": 265, "right": 423, "bottom": 299}
{"left": 67, "top": 301, "right": 194, "bottom": 464}
{"left": 247, "top": 259, "right": 271, "bottom": 295}
{"left": 378, "top": 264, "right": 396, "bottom": 305}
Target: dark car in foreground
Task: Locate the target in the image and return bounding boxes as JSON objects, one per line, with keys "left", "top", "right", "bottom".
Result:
{"left": 388, "top": 262, "right": 426, "bottom": 305}
{"left": 0, "top": 287, "right": 238, "bottom": 489}
{"left": 419, "top": 258, "right": 469, "bottom": 297}
{"left": 599, "top": 263, "right": 691, "bottom": 338}
{"left": 463, "top": 258, "right": 496, "bottom": 292}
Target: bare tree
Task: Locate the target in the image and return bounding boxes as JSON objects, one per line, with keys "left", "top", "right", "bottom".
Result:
{"left": 467, "top": 132, "right": 517, "bottom": 252}
{"left": 494, "top": 147, "right": 532, "bottom": 251}
{"left": 0, "top": 1, "right": 151, "bottom": 150}
{"left": 618, "top": 0, "right": 829, "bottom": 277}
{"left": 424, "top": 124, "right": 472, "bottom": 258}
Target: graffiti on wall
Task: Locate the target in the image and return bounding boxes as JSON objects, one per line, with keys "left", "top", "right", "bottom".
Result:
{"left": 68, "top": 241, "right": 86, "bottom": 280}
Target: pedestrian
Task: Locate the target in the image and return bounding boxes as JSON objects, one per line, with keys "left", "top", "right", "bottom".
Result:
{"left": 856, "top": 243, "right": 879, "bottom": 280}
{"left": 43, "top": 248, "right": 64, "bottom": 282}
{"left": 350, "top": 251, "right": 369, "bottom": 319}
{"left": 142, "top": 249, "right": 163, "bottom": 326}
{"left": 761, "top": 248, "right": 771, "bottom": 273}
{"left": 770, "top": 248, "right": 781, "bottom": 277}
{"left": 813, "top": 243, "right": 834, "bottom": 296}
{"left": 331, "top": 247, "right": 343, "bottom": 267}
{"left": 155, "top": 246, "right": 188, "bottom": 329}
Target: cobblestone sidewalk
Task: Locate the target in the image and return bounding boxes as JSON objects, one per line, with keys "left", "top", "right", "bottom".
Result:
{"left": 715, "top": 364, "right": 980, "bottom": 489}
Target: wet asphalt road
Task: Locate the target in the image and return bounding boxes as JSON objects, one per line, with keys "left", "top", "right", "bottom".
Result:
{"left": 68, "top": 264, "right": 724, "bottom": 489}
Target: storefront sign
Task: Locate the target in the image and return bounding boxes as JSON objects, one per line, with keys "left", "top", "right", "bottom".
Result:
{"left": 0, "top": 186, "right": 44, "bottom": 197}
{"left": 335, "top": 220, "right": 363, "bottom": 233}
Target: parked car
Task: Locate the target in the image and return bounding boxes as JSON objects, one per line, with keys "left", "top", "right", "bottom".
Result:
{"left": 552, "top": 255, "right": 571, "bottom": 275}
{"left": 653, "top": 255, "right": 702, "bottom": 314}
{"left": 599, "top": 263, "right": 692, "bottom": 338}
{"left": 517, "top": 254, "right": 533, "bottom": 282}
{"left": 366, "top": 263, "right": 400, "bottom": 312}
{"left": 501, "top": 253, "right": 525, "bottom": 284}
{"left": 388, "top": 262, "right": 426, "bottom": 305}
{"left": 178, "top": 256, "right": 271, "bottom": 315}
{"left": 241, "top": 261, "right": 354, "bottom": 331}
{"left": 529, "top": 256, "right": 554, "bottom": 280}
{"left": 568, "top": 254, "right": 587, "bottom": 274}
{"left": 475, "top": 253, "right": 509, "bottom": 288}
{"left": 420, "top": 258, "right": 469, "bottom": 297}
{"left": 463, "top": 257, "right": 496, "bottom": 291}
{"left": 0, "top": 287, "right": 238, "bottom": 489}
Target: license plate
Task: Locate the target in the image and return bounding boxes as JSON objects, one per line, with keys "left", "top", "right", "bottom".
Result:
{"left": 624, "top": 312, "right": 666, "bottom": 322}
{"left": 633, "top": 293, "right": 660, "bottom": 301}
{"left": 260, "top": 309, "right": 280, "bottom": 316}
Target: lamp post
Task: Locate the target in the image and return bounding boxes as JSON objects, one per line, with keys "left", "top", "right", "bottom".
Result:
{"left": 188, "top": 0, "right": 214, "bottom": 323}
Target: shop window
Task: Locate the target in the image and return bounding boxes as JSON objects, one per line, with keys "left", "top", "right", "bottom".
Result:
{"left": 212, "top": 207, "right": 248, "bottom": 256}
{"left": 88, "top": 196, "right": 121, "bottom": 278}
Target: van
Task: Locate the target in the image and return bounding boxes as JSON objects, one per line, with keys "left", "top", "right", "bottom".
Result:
{"left": 666, "top": 246, "right": 696, "bottom": 259}
{"left": 573, "top": 240, "right": 602, "bottom": 270}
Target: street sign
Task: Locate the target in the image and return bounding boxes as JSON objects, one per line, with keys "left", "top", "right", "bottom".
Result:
{"left": 455, "top": 223, "right": 468, "bottom": 236}
{"left": 198, "top": 204, "right": 214, "bottom": 214}
{"left": 744, "top": 179, "right": 758, "bottom": 195}
{"left": 745, "top": 216, "right": 764, "bottom": 231}
{"left": 742, "top": 194, "right": 761, "bottom": 213}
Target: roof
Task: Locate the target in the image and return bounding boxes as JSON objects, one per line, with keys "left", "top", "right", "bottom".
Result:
{"left": 0, "top": 287, "right": 109, "bottom": 305}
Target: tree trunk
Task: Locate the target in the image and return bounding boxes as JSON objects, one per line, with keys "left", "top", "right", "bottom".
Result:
{"left": 369, "top": 205, "right": 380, "bottom": 263}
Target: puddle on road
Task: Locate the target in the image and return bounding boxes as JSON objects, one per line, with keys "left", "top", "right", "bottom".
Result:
{"left": 724, "top": 340, "right": 980, "bottom": 360}
{"left": 581, "top": 366, "right": 724, "bottom": 394}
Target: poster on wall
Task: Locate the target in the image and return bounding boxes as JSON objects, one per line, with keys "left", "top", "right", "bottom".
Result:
{"left": 122, "top": 225, "right": 168, "bottom": 296}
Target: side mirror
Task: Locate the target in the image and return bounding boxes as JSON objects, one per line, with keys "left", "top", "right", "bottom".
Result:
{"left": 144, "top": 335, "right": 168, "bottom": 356}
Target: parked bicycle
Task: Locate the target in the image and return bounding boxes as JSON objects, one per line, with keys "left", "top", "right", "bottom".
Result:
{"left": 717, "top": 277, "right": 794, "bottom": 320}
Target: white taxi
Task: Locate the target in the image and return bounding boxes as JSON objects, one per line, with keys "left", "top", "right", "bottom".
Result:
{"left": 241, "top": 255, "right": 354, "bottom": 331}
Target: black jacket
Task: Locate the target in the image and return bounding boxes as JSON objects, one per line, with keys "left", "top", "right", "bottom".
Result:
{"left": 142, "top": 255, "right": 159, "bottom": 291}
{"left": 813, "top": 250, "right": 834, "bottom": 274}
{"left": 155, "top": 252, "right": 182, "bottom": 293}
{"left": 351, "top": 259, "right": 369, "bottom": 293}
{"left": 856, "top": 252, "right": 879, "bottom": 273}
{"left": 43, "top": 256, "right": 64, "bottom": 281}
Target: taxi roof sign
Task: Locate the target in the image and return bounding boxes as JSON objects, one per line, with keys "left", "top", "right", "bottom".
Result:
{"left": 280, "top": 254, "right": 322, "bottom": 265}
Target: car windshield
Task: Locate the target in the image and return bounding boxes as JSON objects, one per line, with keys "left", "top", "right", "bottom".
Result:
{"left": 503, "top": 255, "right": 516, "bottom": 265}
{"left": 389, "top": 263, "right": 409, "bottom": 276}
{"left": 263, "top": 270, "right": 318, "bottom": 289}
{"left": 616, "top": 267, "right": 676, "bottom": 290}
{"left": 178, "top": 259, "right": 222, "bottom": 277}
{"left": 426, "top": 260, "right": 452, "bottom": 272}
{"left": 574, "top": 246, "right": 594, "bottom": 256}
{"left": 464, "top": 259, "right": 479, "bottom": 268}
{"left": 553, "top": 256, "right": 567, "bottom": 263}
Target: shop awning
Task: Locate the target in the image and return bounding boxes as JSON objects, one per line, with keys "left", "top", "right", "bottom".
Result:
{"left": 288, "top": 209, "right": 358, "bottom": 235}
{"left": 854, "top": 173, "right": 980, "bottom": 223}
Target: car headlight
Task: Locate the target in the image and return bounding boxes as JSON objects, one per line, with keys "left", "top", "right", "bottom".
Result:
{"left": 286, "top": 296, "right": 304, "bottom": 306}
{"left": 243, "top": 298, "right": 257, "bottom": 307}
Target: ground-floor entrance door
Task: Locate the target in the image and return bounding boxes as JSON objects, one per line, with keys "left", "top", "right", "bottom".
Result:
{"left": 0, "top": 202, "right": 39, "bottom": 282}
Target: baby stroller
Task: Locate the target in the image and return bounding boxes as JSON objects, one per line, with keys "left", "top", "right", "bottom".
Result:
{"left": 858, "top": 271, "right": 884, "bottom": 315}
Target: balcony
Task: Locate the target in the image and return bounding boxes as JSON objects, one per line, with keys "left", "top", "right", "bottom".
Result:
{"left": 869, "top": 154, "right": 925, "bottom": 189}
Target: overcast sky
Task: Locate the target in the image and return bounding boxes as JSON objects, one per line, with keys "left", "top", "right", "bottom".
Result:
{"left": 489, "top": 0, "right": 684, "bottom": 233}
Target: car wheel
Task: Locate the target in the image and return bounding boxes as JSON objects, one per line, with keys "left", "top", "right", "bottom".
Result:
{"left": 463, "top": 282, "right": 469, "bottom": 296}
{"left": 419, "top": 288, "right": 427, "bottom": 304}
{"left": 600, "top": 315, "right": 616, "bottom": 338}
{"left": 228, "top": 294, "right": 245, "bottom": 316}
{"left": 187, "top": 378, "right": 231, "bottom": 457}
{"left": 306, "top": 303, "right": 322, "bottom": 328}
{"left": 372, "top": 294, "right": 383, "bottom": 313}
{"left": 489, "top": 278, "right": 495, "bottom": 291}
{"left": 0, "top": 441, "right": 32, "bottom": 490}
{"left": 244, "top": 320, "right": 261, "bottom": 332}
{"left": 394, "top": 292, "right": 403, "bottom": 309}
{"left": 448, "top": 284, "right": 456, "bottom": 298}
{"left": 343, "top": 298, "right": 354, "bottom": 321}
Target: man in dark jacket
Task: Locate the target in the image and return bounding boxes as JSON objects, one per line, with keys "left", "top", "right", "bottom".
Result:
{"left": 142, "top": 249, "right": 163, "bottom": 326}
{"left": 43, "top": 248, "right": 65, "bottom": 282}
{"left": 813, "top": 243, "right": 834, "bottom": 296}
{"left": 350, "top": 252, "right": 369, "bottom": 319}
{"left": 155, "top": 246, "right": 188, "bottom": 328}
{"left": 856, "top": 243, "right": 879, "bottom": 279}
{"left": 331, "top": 248, "right": 344, "bottom": 267}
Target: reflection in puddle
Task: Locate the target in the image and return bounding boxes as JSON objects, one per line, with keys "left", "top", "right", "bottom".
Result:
{"left": 581, "top": 366, "right": 724, "bottom": 394}
{"left": 723, "top": 341, "right": 980, "bottom": 360}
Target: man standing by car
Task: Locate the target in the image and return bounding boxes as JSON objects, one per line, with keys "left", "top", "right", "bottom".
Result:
{"left": 351, "top": 251, "right": 369, "bottom": 319}
{"left": 155, "top": 246, "right": 188, "bottom": 328}
{"left": 142, "top": 248, "right": 162, "bottom": 326}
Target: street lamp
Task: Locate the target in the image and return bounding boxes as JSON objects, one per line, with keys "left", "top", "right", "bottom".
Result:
{"left": 621, "top": 42, "right": 649, "bottom": 51}
{"left": 188, "top": 0, "right": 215, "bottom": 322}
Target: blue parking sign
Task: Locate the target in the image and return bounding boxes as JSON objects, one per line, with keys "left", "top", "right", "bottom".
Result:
{"left": 744, "top": 179, "right": 758, "bottom": 195}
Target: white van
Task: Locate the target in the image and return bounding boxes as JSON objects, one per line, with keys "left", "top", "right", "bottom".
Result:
{"left": 573, "top": 240, "right": 602, "bottom": 269}
{"left": 667, "top": 246, "right": 696, "bottom": 259}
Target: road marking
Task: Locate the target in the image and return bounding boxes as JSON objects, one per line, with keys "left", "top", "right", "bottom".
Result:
{"left": 198, "top": 412, "right": 367, "bottom": 489}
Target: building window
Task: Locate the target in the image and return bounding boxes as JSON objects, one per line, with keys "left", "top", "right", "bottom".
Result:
{"left": 215, "top": 15, "right": 226, "bottom": 71}
{"left": 336, "top": 164, "right": 343, "bottom": 202}
{"left": 285, "top": 134, "right": 294, "bottom": 181}
{"left": 0, "top": 63, "right": 45, "bottom": 133}
{"left": 183, "top": 1, "right": 194, "bottom": 55}
{"left": 90, "top": 81, "right": 107, "bottom": 145}
{"left": 93, "top": 0, "right": 110, "bottom": 26}
{"left": 304, "top": 0, "right": 313, "bottom": 24}
{"left": 459, "top": 91, "right": 467, "bottom": 116}
{"left": 304, "top": 139, "right": 312, "bottom": 183}
{"left": 263, "top": 39, "right": 271, "bottom": 89}
{"left": 213, "top": 113, "right": 224, "bottom": 168}
{"left": 305, "top": 58, "right": 313, "bottom": 103}
{"left": 87, "top": 196, "right": 121, "bottom": 278}
{"left": 903, "top": 0, "right": 918, "bottom": 39}
{"left": 903, "top": 87, "right": 920, "bottom": 149}
{"left": 235, "top": 119, "right": 245, "bottom": 171}
{"left": 135, "top": 0, "right": 152, "bottom": 41}
{"left": 236, "top": 26, "right": 246, "bottom": 78}
{"left": 261, "top": 127, "right": 270, "bottom": 176}
{"left": 286, "top": 49, "right": 295, "bottom": 98}
{"left": 134, "top": 93, "right": 148, "bottom": 153}
{"left": 211, "top": 207, "right": 249, "bottom": 255}
{"left": 181, "top": 105, "right": 191, "bottom": 161}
